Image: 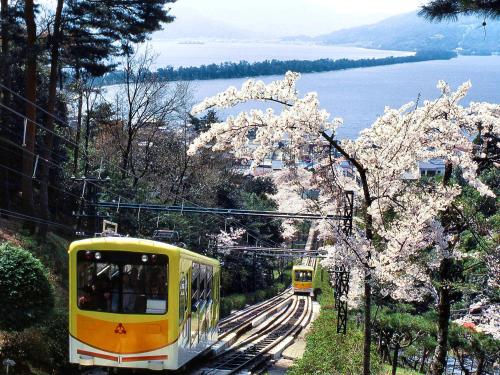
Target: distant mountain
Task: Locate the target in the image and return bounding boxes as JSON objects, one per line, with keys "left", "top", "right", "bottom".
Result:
{"left": 152, "top": 8, "right": 265, "bottom": 41}
{"left": 306, "top": 12, "right": 500, "bottom": 55}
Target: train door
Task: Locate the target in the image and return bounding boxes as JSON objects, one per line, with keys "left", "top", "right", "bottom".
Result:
{"left": 200, "top": 265, "right": 211, "bottom": 343}
{"left": 205, "top": 266, "right": 215, "bottom": 339}
{"left": 211, "top": 269, "right": 219, "bottom": 336}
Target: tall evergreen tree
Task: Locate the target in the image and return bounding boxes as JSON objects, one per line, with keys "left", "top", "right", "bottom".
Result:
{"left": 21, "top": 0, "right": 37, "bottom": 230}
{"left": 34, "top": 0, "right": 177, "bottom": 234}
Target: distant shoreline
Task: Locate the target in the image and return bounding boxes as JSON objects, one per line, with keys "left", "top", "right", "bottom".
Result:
{"left": 98, "top": 50, "right": 457, "bottom": 86}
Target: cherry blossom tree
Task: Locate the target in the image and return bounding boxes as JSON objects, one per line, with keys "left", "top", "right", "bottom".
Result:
{"left": 211, "top": 227, "right": 246, "bottom": 253}
{"left": 188, "top": 72, "right": 499, "bottom": 375}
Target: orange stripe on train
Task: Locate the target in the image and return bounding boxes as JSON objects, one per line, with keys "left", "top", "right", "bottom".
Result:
{"left": 295, "top": 282, "right": 313, "bottom": 289}
{"left": 76, "top": 314, "right": 168, "bottom": 354}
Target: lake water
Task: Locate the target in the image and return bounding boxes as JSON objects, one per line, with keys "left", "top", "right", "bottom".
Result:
{"left": 189, "top": 56, "right": 500, "bottom": 139}
{"left": 103, "top": 54, "right": 500, "bottom": 140}
{"left": 147, "top": 41, "right": 413, "bottom": 68}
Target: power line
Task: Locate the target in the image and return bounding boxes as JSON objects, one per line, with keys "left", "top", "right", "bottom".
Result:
{"left": 0, "top": 208, "right": 74, "bottom": 231}
{"left": 0, "top": 82, "right": 70, "bottom": 127}
{"left": 0, "top": 161, "right": 86, "bottom": 204}
{"left": 93, "top": 201, "right": 348, "bottom": 220}
{"left": 0, "top": 102, "right": 77, "bottom": 148}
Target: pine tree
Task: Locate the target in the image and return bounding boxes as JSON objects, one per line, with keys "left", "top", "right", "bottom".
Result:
{"left": 420, "top": 0, "right": 500, "bottom": 20}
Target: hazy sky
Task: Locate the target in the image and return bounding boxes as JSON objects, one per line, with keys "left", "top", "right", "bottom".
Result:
{"left": 168, "top": 0, "right": 425, "bottom": 37}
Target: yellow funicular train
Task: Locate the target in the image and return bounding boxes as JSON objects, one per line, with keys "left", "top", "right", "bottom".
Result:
{"left": 292, "top": 264, "right": 314, "bottom": 296}
{"left": 68, "top": 237, "right": 220, "bottom": 371}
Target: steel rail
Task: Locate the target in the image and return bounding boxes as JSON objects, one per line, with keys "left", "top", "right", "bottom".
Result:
{"left": 203, "top": 296, "right": 312, "bottom": 374}
{"left": 218, "top": 289, "right": 293, "bottom": 339}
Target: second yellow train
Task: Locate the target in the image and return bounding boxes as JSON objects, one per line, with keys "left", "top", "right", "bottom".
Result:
{"left": 292, "top": 264, "right": 314, "bottom": 296}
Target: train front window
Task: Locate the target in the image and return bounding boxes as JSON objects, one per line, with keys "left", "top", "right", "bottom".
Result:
{"left": 295, "top": 270, "right": 312, "bottom": 282}
{"left": 77, "top": 250, "right": 168, "bottom": 314}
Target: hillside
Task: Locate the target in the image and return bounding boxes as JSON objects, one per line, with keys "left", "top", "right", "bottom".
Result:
{"left": 307, "top": 12, "right": 500, "bottom": 55}
{"left": 152, "top": 7, "right": 264, "bottom": 40}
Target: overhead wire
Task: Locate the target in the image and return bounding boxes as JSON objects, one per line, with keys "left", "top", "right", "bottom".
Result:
{"left": 0, "top": 159, "right": 87, "bottom": 204}
{"left": 0, "top": 82, "right": 70, "bottom": 128}
{"left": 0, "top": 208, "right": 74, "bottom": 231}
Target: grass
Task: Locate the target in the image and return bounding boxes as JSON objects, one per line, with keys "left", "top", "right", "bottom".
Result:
{"left": 287, "top": 266, "right": 383, "bottom": 375}
{"left": 380, "top": 364, "right": 424, "bottom": 375}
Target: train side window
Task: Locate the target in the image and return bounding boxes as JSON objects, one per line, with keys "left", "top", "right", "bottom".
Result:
{"left": 199, "top": 265, "right": 207, "bottom": 302}
{"left": 179, "top": 273, "right": 187, "bottom": 323}
{"left": 191, "top": 263, "right": 199, "bottom": 309}
{"left": 206, "top": 266, "right": 213, "bottom": 302}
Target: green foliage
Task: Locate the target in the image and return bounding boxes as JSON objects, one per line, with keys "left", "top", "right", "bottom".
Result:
{"left": 381, "top": 364, "right": 423, "bottom": 375}
{"left": 375, "top": 308, "right": 435, "bottom": 338}
{"left": 420, "top": 0, "right": 500, "bottom": 21}
{"left": 289, "top": 266, "right": 383, "bottom": 375}
{"left": 19, "top": 233, "right": 69, "bottom": 287}
{"left": 0, "top": 310, "right": 72, "bottom": 374}
{"left": 0, "top": 242, "right": 54, "bottom": 331}
{"left": 449, "top": 324, "right": 500, "bottom": 368}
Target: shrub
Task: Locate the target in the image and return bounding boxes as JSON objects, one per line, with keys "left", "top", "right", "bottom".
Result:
{"left": 0, "top": 328, "right": 46, "bottom": 374}
{"left": 0, "top": 310, "right": 73, "bottom": 374}
{"left": 41, "top": 309, "right": 70, "bottom": 370}
{"left": 0, "top": 242, "right": 54, "bottom": 331}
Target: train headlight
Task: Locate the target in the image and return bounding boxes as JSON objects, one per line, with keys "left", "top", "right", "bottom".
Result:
{"left": 94, "top": 252, "right": 102, "bottom": 260}
{"left": 142, "top": 254, "right": 148, "bottom": 263}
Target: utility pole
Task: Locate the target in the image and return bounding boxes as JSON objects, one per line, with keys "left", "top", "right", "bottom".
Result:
{"left": 332, "top": 190, "right": 354, "bottom": 334}
{"left": 73, "top": 176, "right": 109, "bottom": 236}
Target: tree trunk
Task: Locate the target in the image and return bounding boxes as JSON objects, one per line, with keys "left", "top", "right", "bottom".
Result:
{"left": 392, "top": 344, "right": 400, "bottom": 375}
{"left": 363, "top": 274, "right": 372, "bottom": 375}
{"left": 429, "top": 258, "right": 452, "bottom": 375}
{"left": 456, "top": 353, "right": 471, "bottom": 375}
{"left": 22, "top": 0, "right": 37, "bottom": 231}
{"left": 0, "top": 0, "right": 11, "bottom": 213}
{"left": 476, "top": 352, "right": 485, "bottom": 375}
{"left": 73, "top": 68, "right": 83, "bottom": 175}
{"left": 419, "top": 349, "right": 428, "bottom": 373}
{"left": 319, "top": 131, "right": 374, "bottom": 375}
{"left": 121, "top": 135, "right": 132, "bottom": 179}
{"left": 39, "top": 0, "right": 64, "bottom": 236}
{"left": 83, "top": 94, "right": 92, "bottom": 176}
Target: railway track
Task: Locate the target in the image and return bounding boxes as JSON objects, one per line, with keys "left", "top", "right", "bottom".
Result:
{"left": 199, "top": 295, "right": 312, "bottom": 374}
{"left": 218, "top": 288, "right": 292, "bottom": 338}
{"left": 193, "top": 226, "right": 318, "bottom": 374}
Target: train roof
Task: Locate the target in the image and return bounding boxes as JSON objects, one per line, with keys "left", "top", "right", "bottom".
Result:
{"left": 68, "top": 236, "right": 219, "bottom": 266}
{"left": 292, "top": 265, "right": 314, "bottom": 271}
